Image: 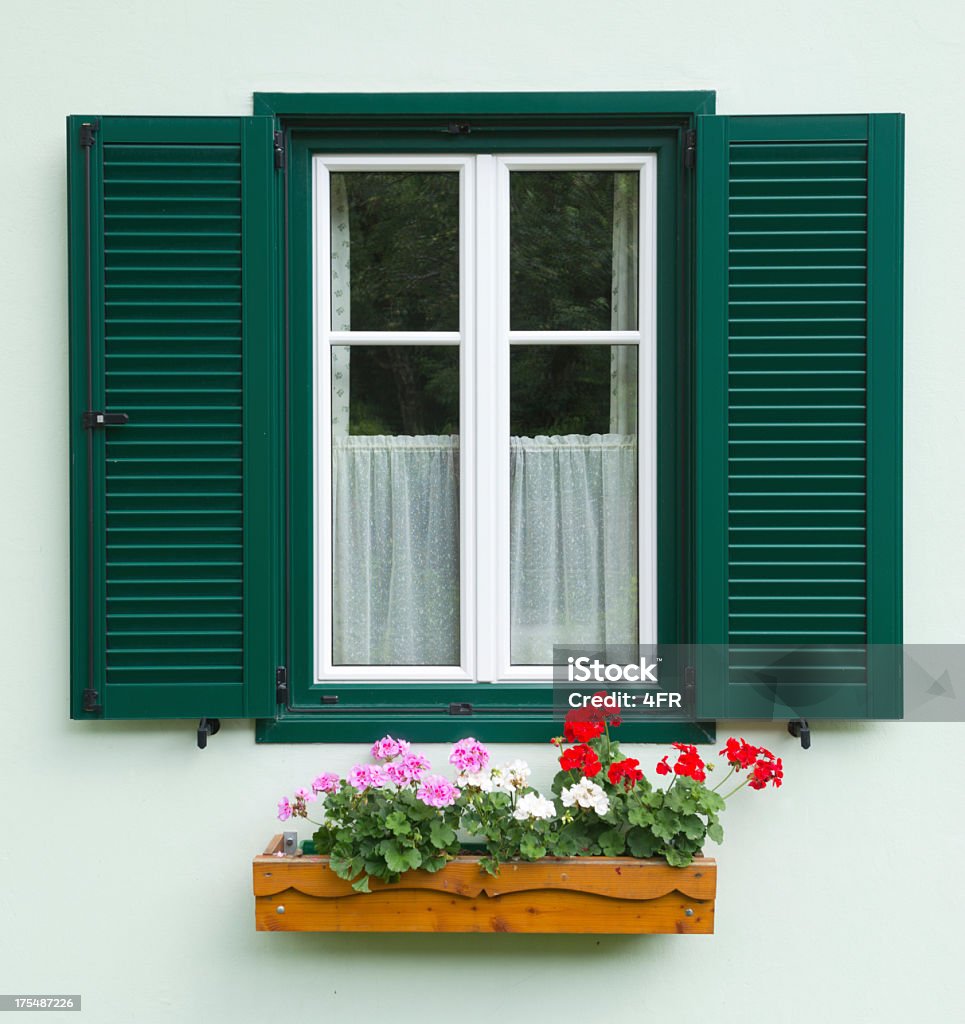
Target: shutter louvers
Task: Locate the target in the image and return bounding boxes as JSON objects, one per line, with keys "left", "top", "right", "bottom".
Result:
{"left": 69, "top": 117, "right": 275, "bottom": 720}
{"left": 696, "top": 114, "right": 903, "bottom": 720}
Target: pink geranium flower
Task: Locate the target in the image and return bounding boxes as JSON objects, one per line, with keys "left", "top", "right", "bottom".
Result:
{"left": 370, "top": 735, "right": 411, "bottom": 761}
{"left": 277, "top": 797, "right": 292, "bottom": 821}
{"left": 312, "top": 772, "right": 340, "bottom": 795}
{"left": 347, "top": 764, "right": 389, "bottom": 792}
{"left": 449, "top": 737, "right": 490, "bottom": 774}
{"left": 416, "top": 775, "right": 460, "bottom": 808}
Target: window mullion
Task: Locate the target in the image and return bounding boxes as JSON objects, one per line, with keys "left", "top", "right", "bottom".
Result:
{"left": 474, "top": 154, "right": 499, "bottom": 682}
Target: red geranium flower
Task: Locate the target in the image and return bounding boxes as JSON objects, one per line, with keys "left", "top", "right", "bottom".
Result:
{"left": 592, "top": 690, "right": 623, "bottom": 720}
{"left": 559, "top": 743, "right": 602, "bottom": 778}
{"left": 655, "top": 756, "right": 671, "bottom": 776}
{"left": 608, "top": 757, "right": 644, "bottom": 790}
{"left": 563, "top": 706, "right": 605, "bottom": 744}
{"left": 720, "top": 737, "right": 760, "bottom": 770}
{"left": 668, "top": 742, "right": 707, "bottom": 783}
{"left": 747, "top": 752, "right": 783, "bottom": 790}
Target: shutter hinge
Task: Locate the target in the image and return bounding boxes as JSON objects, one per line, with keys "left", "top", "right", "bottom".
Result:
{"left": 448, "top": 702, "right": 473, "bottom": 716}
{"left": 683, "top": 128, "right": 696, "bottom": 170}
{"left": 82, "top": 411, "right": 128, "bottom": 430}
{"left": 275, "top": 666, "right": 288, "bottom": 703}
{"left": 320, "top": 695, "right": 339, "bottom": 705}
{"left": 273, "top": 130, "right": 286, "bottom": 171}
{"left": 81, "top": 687, "right": 103, "bottom": 714}
{"left": 79, "top": 120, "right": 99, "bottom": 149}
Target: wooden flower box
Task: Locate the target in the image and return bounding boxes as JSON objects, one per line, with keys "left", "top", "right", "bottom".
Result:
{"left": 253, "top": 835, "right": 716, "bottom": 934}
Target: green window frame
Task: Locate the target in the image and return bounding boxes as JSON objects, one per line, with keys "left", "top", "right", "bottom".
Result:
{"left": 67, "top": 92, "right": 903, "bottom": 744}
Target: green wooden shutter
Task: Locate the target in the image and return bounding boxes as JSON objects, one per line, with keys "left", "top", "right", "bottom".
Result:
{"left": 695, "top": 114, "right": 903, "bottom": 720}
{"left": 68, "top": 116, "right": 276, "bottom": 720}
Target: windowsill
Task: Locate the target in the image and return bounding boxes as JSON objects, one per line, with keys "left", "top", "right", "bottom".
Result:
{"left": 256, "top": 708, "right": 715, "bottom": 744}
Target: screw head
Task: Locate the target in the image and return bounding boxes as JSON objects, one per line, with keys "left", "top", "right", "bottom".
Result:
{"left": 276, "top": 905, "right": 286, "bottom": 914}
{"left": 684, "top": 908, "right": 694, "bottom": 917}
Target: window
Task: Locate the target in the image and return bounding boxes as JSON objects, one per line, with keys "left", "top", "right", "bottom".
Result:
{"left": 67, "top": 95, "right": 903, "bottom": 741}
{"left": 314, "top": 154, "right": 657, "bottom": 685}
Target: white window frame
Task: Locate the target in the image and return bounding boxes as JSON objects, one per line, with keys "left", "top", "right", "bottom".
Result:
{"left": 313, "top": 153, "right": 657, "bottom": 683}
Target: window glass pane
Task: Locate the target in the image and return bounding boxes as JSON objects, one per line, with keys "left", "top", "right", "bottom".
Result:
{"left": 510, "top": 171, "right": 639, "bottom": 332}
{"left": 332, "top": 346, "right": 460, "bottom": 665}
{"left": 510, "top": 345, "right": 638, "bottom": 665}
{"left": 330, "top": 172, "right": 459, "bottom": 332}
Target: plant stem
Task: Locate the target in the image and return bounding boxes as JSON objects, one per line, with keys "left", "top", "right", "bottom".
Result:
{"left": 720, "top": 779, "right": 749, "bottom": 801}
{"left": 712, "top": 766, "right": 736, "bottom": 792}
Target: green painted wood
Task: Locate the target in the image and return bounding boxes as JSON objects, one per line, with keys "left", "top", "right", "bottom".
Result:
{"left": 278, "top": 120, "right": 697, "bottom": 742}
{"left": 257, "top": 712, "right": 715, "bottom": 745}
{"left": 254, "top": 91, "right": 716, "bottom": 118}
{"left": 695, "top": 114, "right": 904, "bottom": 720}
{"left": 68, "top": 115, "right": 276, "bottom": 719}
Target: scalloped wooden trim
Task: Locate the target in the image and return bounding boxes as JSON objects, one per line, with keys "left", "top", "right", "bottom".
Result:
{"left": 254, "top": 836, "right": 717, "bottom": 933}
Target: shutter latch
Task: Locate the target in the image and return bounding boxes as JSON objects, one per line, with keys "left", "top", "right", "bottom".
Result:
{"left": 79, "top": 120, "right": 99, "bottom": 149}
{"left": 275, "top": 666, "right": 288, "bottom": 703}
{"left": 82, "top": 411, "right": 128, "bottom": 430}
{"left": 683, "top": 129, "right": 696, "bottom": 170}
{"left": 273, "top": 130, "right": 286, "bottom": 171}
{"left": 448, "top": 702, "right": 473, "bottom": 716}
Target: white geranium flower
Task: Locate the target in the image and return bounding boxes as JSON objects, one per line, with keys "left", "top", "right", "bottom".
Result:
{"left": 457, "top": 770, "right": 495, "bottom": 793}
{"left": 512, "top": 792, "right": 557, "bottom": 822}
{"left": 560, "top": 777, "right": 610, "bottom": 816}
{"left": 504, "top": 759, "right": 531, "bottom": 790}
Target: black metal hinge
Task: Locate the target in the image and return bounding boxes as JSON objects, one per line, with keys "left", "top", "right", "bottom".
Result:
{"left": 81, "top": 687, "right": 102, "bottom": 714}
{"left": 683, "top": 128, "right": 696, "bottom": 170}
{"left": 79, "top": 120, "right": 99, "bottom": 149}
{"left": 273, "top": 130, "right": 286, "bottom": 171}
{"left": 275, "top": 666, "right": 288, "bottom": 703}
{"left": 82, "top": 411, "right": 128, "bottom": 430}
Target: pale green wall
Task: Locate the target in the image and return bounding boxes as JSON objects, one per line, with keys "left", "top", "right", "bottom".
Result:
{"left": 1, "top": 1, "right": 963, "bottom": 1021}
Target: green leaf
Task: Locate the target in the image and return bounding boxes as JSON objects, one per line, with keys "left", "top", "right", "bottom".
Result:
{"left": 627, "top": 805, "right": 654, "bottom": 828}
{"left": 519, "top": 834, "right": 547, "bottom": 860}
{"left": 651, "top": 809, "right": 678, "bottom": 841}
{"left": 384, "top": 811, "right": 411, "bottom": 836}
{"left": 599, "top": 829, "right": 626, "bottom": 857}
{"left": 681, "top": 814, "right": 705, "bottom": 841}
{"left": 627, "top": 827, "right": 659, "bottom": 858}
{"left": 707, "top": 821, "right": 724, "bottom": 844}
{"left": 664, "top": 847, "right": 693, "bottom": 868}
{"left": 379, "top": 841, "right": 410, "bottom": 874}
{"left": 328, "top": 854, "right": 354, "bottom": 880}
{"left": 698, "top": 789, "right": 726, "bottom": 814}
{"left": 351, "top": 875, "right": 371, "bottom": 893}
{"left": 429, "top": 819, "right": 456, "bottom": 849}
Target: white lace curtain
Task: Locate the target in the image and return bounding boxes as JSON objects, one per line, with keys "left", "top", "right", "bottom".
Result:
{"left": 333, "top": 433, "right": 637, "bottom": 666}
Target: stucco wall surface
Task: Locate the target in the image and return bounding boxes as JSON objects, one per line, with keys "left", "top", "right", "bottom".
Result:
{"left": 1, "top": 2, "right": 963, "bottom": 1022}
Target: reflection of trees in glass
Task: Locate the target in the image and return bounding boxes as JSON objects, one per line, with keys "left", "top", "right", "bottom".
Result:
{"left": 349, "top": 347, "right": 459, "bottom": 436}
{"left": 510, "top": 171, "right": 636, "bottom": 331}
{"left": 511, "top": 346, "right": 614, "bottom": 435}
{"left": 339, "top": 172, "right": 459, "bottom": 332}
{"left": 341, "top": 171, "right": 637, "bottom": 436}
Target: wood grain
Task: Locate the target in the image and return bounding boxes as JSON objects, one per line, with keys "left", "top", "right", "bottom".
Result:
{"left": 253, "top": 837, "right": 717, "bottom": 934}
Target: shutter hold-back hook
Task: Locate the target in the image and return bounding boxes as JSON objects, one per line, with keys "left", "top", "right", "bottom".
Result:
{"left": 197, "top": 718, "right": 221, "bottom": 749}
